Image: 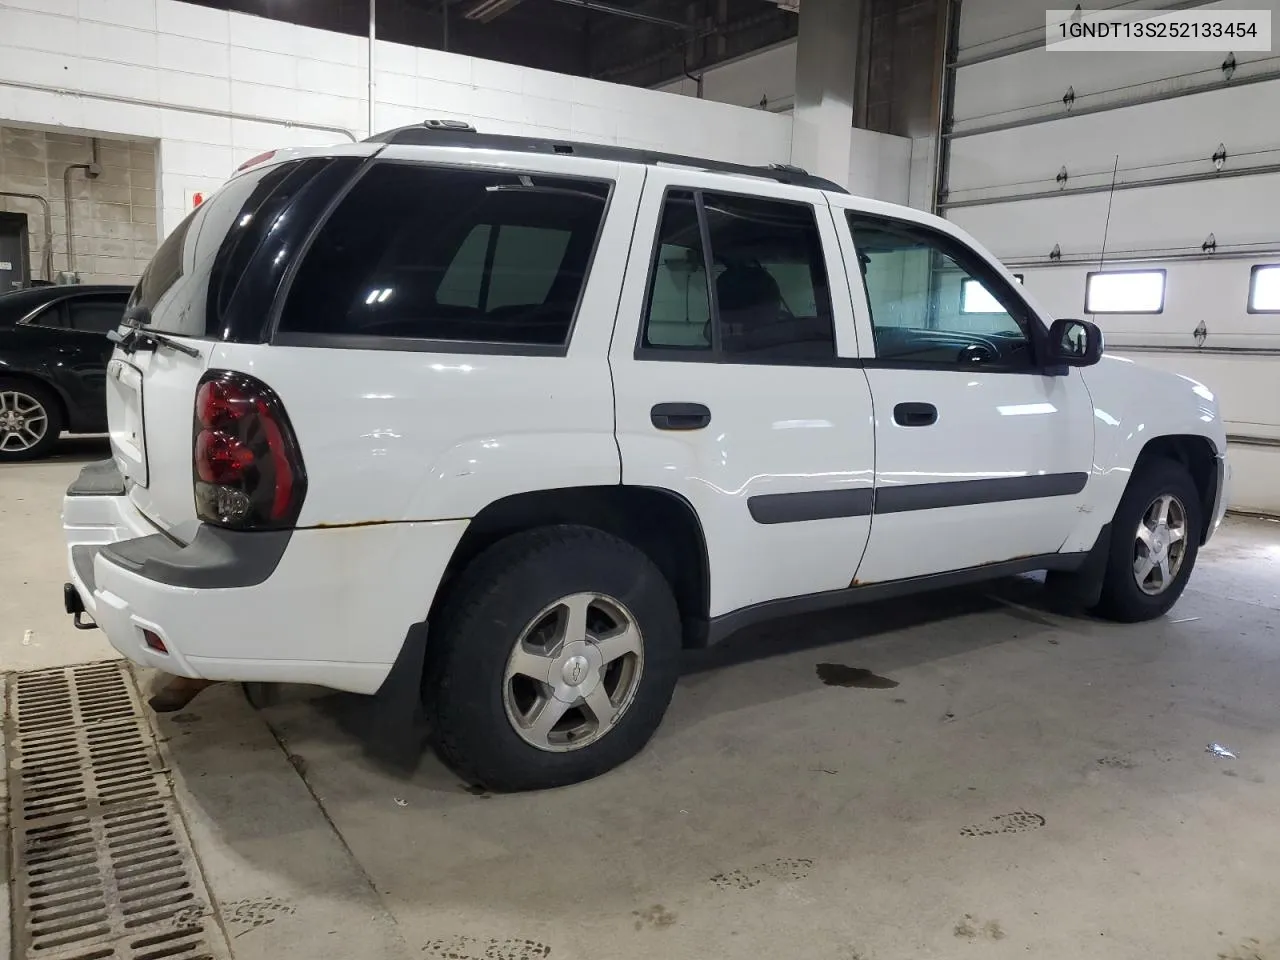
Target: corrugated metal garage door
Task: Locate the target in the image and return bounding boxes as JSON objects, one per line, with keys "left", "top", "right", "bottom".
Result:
{"left": 938, "top": 0, "right": 1280, "bottom": 515}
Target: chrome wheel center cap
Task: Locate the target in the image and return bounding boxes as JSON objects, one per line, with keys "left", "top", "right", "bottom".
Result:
{"left": 561, "top": 655, "right": 589, "bottom": 686}
{"left": 550, "top": 640, "right": 603, "bottom": 703}
{"left": 1151, "top": 524, "right": 1169, "bottom": 555}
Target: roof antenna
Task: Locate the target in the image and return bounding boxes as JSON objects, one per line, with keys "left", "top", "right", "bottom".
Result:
{"left": 1098, "top": 154, "right": 1120, "bottom": 272}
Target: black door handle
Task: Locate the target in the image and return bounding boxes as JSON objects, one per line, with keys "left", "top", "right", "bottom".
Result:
{"left": 651, "top": 402, "right": 711, "bottom": 431}
{"left": 894, "top": 402, "right": 937, "bottom": 427}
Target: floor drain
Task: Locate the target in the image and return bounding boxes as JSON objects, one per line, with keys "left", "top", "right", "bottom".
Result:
{"left": 5, "top": 663, "right": 230, "bottom": 960}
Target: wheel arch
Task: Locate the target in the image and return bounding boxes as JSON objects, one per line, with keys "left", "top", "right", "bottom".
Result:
{"left": 1132, "top": 434, "right": 1219, "bottom": 544}
{"left": 433, "top": 485, "right": 712, "bottom": 646}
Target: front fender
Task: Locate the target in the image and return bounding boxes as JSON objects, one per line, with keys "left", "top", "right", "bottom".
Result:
{"left": 1065, "top": 355, "right": 1226, "bottom": 550}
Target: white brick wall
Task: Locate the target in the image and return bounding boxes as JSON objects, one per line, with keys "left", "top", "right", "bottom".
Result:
{"left": 0, "top": 0, "right": 796, "bottom": 236}
{"left": 0, "top": 0, "right": 910, "bottom": 243}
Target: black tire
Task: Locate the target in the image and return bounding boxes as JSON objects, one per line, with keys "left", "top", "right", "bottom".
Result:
{"left": 424, "top": 525, "right": 682, "bottom": 792}
{"left": 0, "top": 378, "right": 63, "bottom": 462}
{"left": 1094, "top": 458, "right": 1203, "bottom": 623}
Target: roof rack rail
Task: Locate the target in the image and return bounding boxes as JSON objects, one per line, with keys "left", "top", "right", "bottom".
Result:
{"left": 363, "top": 121, "right": 849, "bottom": 194}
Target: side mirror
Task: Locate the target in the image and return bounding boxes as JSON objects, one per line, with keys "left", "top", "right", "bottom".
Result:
{"left": 1047, "top": 317, "right": 1103, "bottom": 367}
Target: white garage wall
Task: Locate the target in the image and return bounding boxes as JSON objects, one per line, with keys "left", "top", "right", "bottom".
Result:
{"left": 0, "top": 0, "right": 801, "bottom": 239}
{"left": 657, "top": 41, "right": 798, "bottom": 112}
{"left": 942, "top": 0, "right": 1280, "bottom": 514}
{"left": 0, "top": 1, "right": 917, "bottom": 250}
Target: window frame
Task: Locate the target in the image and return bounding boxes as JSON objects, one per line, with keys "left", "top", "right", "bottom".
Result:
{"left": 1247, "top": 263, "right": 1280, "bottom": 314}
{"left": 845, "top": 211, "right": 1047, "bottom": 373}
{"left": 19, "top": 299, "right": 69, "bottom": 329}
{"left": 267, "top": 159, "right": 616, "bottom": 358}
{"left": 633, "top": 185, "right": 841, "bottom": 367}
{"left": 1084, "top": 268, "right": 1167, "bottom": 316}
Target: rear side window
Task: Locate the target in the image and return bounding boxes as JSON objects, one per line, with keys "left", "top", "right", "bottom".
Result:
{"left": 25, "top": 302, "right": 67, "bottom": 328}
{"left": 641, "top": 189, "right": 835, "bottom": 362}
{"left": 133, "top": 159, "right": 330, "bottom": 337}
{"left": 276, "top": 163, "right": 611, "bottom": 350}
{"left": 67, "top": 295, "right": 127, "bottom": 332}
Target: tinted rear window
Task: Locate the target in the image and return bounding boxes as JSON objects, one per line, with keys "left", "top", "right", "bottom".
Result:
{"left": 68, "top": 295, "right": 128, "bottom": 332}
{"left": 133, "top": 159, "right": 328, "bottom": 336}
{"left": 276, "top": 163, "right": 610, "bottom": 348}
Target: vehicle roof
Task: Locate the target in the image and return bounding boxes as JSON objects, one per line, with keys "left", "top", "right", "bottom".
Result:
{"left": 363, "top": 122, "right": 850, "bottom": 194}
{"left": 0, "top": 284, "right": 132, "bottom": 324}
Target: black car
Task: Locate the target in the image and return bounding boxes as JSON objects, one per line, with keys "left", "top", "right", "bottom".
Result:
{"left": 0, "top": 284, "right": 130, "bottom": 461}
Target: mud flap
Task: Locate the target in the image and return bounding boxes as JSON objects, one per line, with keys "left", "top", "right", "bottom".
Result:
{"left": 337, "top": 622, "right": 432, "bottom": 771}
{"left": 1047, "top": 523, "right": 1112, "bottom": 610}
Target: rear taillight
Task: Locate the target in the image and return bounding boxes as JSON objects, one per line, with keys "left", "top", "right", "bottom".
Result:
{"left": 193, "top": 371, "right": 306, "bottom": 529}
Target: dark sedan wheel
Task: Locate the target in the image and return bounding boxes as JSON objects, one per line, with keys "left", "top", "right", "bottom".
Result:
{"left": 0, "top": 379, "right": 62, "bottom": 462}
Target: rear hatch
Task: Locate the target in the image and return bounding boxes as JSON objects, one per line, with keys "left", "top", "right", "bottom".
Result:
{"left": 109, "top": 149, "right": 370, "bottom": 543}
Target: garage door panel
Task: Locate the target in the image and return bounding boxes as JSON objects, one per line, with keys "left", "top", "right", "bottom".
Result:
{"left": 955, "top": 0, "right": 1047, "bottom": 55}
{"left": 950, "top": 193, "right": 1110, "bottom": 259}
{"left": 1017, "top": 260, "right": 1280, "bottom": 347}
{"left": 950, "top": 173, "right": 1280, "bottom": 257}
{"left": 954, "top": 0, "right": 1280, "bottom": 128}
{"left": 947, "top": 0, "right": 1280, "bottom": 510}
{"left": 955, "top": 0, "right": 1197, "bottom": 61}
{"left": 953, "top": 48, "right": 1274, "bottom": 131}
{"left": 948, "top": 79, "right": 1280, "bottom": 195}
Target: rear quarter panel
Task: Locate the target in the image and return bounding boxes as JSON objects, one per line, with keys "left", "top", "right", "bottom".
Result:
{"left": 207, "top": 155, "right": 644, "bottom": 527}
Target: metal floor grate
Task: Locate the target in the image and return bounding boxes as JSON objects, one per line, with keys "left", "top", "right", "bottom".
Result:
{"left": 5, "top": 663, "right": 230, "bottom": 960}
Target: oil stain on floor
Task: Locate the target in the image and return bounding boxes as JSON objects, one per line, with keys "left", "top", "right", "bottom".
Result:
{"left": 816, "top": 663, "right": 900, "bottom": 689}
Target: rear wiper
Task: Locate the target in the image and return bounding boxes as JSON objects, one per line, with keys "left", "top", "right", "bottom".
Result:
{"left": 108, "top": 306, "right": 201, "bottom": 359}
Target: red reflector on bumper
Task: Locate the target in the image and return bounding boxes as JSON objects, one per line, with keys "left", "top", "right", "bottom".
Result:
{"left": 142, "top": 630, "right": 168, "bottom": 654}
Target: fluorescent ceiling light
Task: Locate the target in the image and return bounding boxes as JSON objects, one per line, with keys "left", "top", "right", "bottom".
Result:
{"left": 960, "top": 274, "right": 1022, "bottom": 314}
{"left": 1249, "top": 264, "right": 1280, "bottom": 312}
{"left": 1086, "top": 270, "right": 1165, "bottom": 314}
{"left": 465, "top": 0, "right": 525, "bottom": 22}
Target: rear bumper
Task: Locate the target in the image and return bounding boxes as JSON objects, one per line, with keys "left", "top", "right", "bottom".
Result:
{"left": 62, "top": 461, "right": 467, "bottom": 694}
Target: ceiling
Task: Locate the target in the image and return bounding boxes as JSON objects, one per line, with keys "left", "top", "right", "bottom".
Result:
{"left": 185, "top": 0, "right": 799, "bottom": 87}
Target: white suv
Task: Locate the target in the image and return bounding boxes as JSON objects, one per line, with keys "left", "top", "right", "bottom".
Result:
{"left": 63, "top": 122, "right": 1229, "bottom": 791}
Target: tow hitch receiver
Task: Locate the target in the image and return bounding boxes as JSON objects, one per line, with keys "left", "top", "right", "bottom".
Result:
{"left": 63, "top": 582, "right": 98, "bottom": 630}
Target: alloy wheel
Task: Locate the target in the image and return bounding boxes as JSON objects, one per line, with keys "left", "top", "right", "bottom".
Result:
{"left": 1133, "top": 493, "right": 1189, "bottom": 596}
{"left": 0, "top": 391, "right": 49, "bottom": 453}
{"left": 502, "top": 592, "right": 645, "bottom": 753}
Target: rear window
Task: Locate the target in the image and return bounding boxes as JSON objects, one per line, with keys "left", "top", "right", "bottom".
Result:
{"left": 133, "top": 159, "right": 328, "bottom": 337}
{"left": 275, "top": 163, "right": 611, "bottom": 349}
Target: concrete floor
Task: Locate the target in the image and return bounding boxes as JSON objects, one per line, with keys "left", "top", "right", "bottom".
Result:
{"left": 4, "top": 440, "right": 1280, "bottom": 960}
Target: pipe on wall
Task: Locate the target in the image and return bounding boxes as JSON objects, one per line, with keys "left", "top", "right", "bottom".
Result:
{"left": 0, "top": 79, "right": 359, "bottom": 143}
{"left": 0, "top": 192, "right": 54, "bottom": 282}
{"left": 62, "top": 138, "right": 100, "bottom": 278}
{"left": 368, "top": 0, "right": 377, "bottom": 136}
